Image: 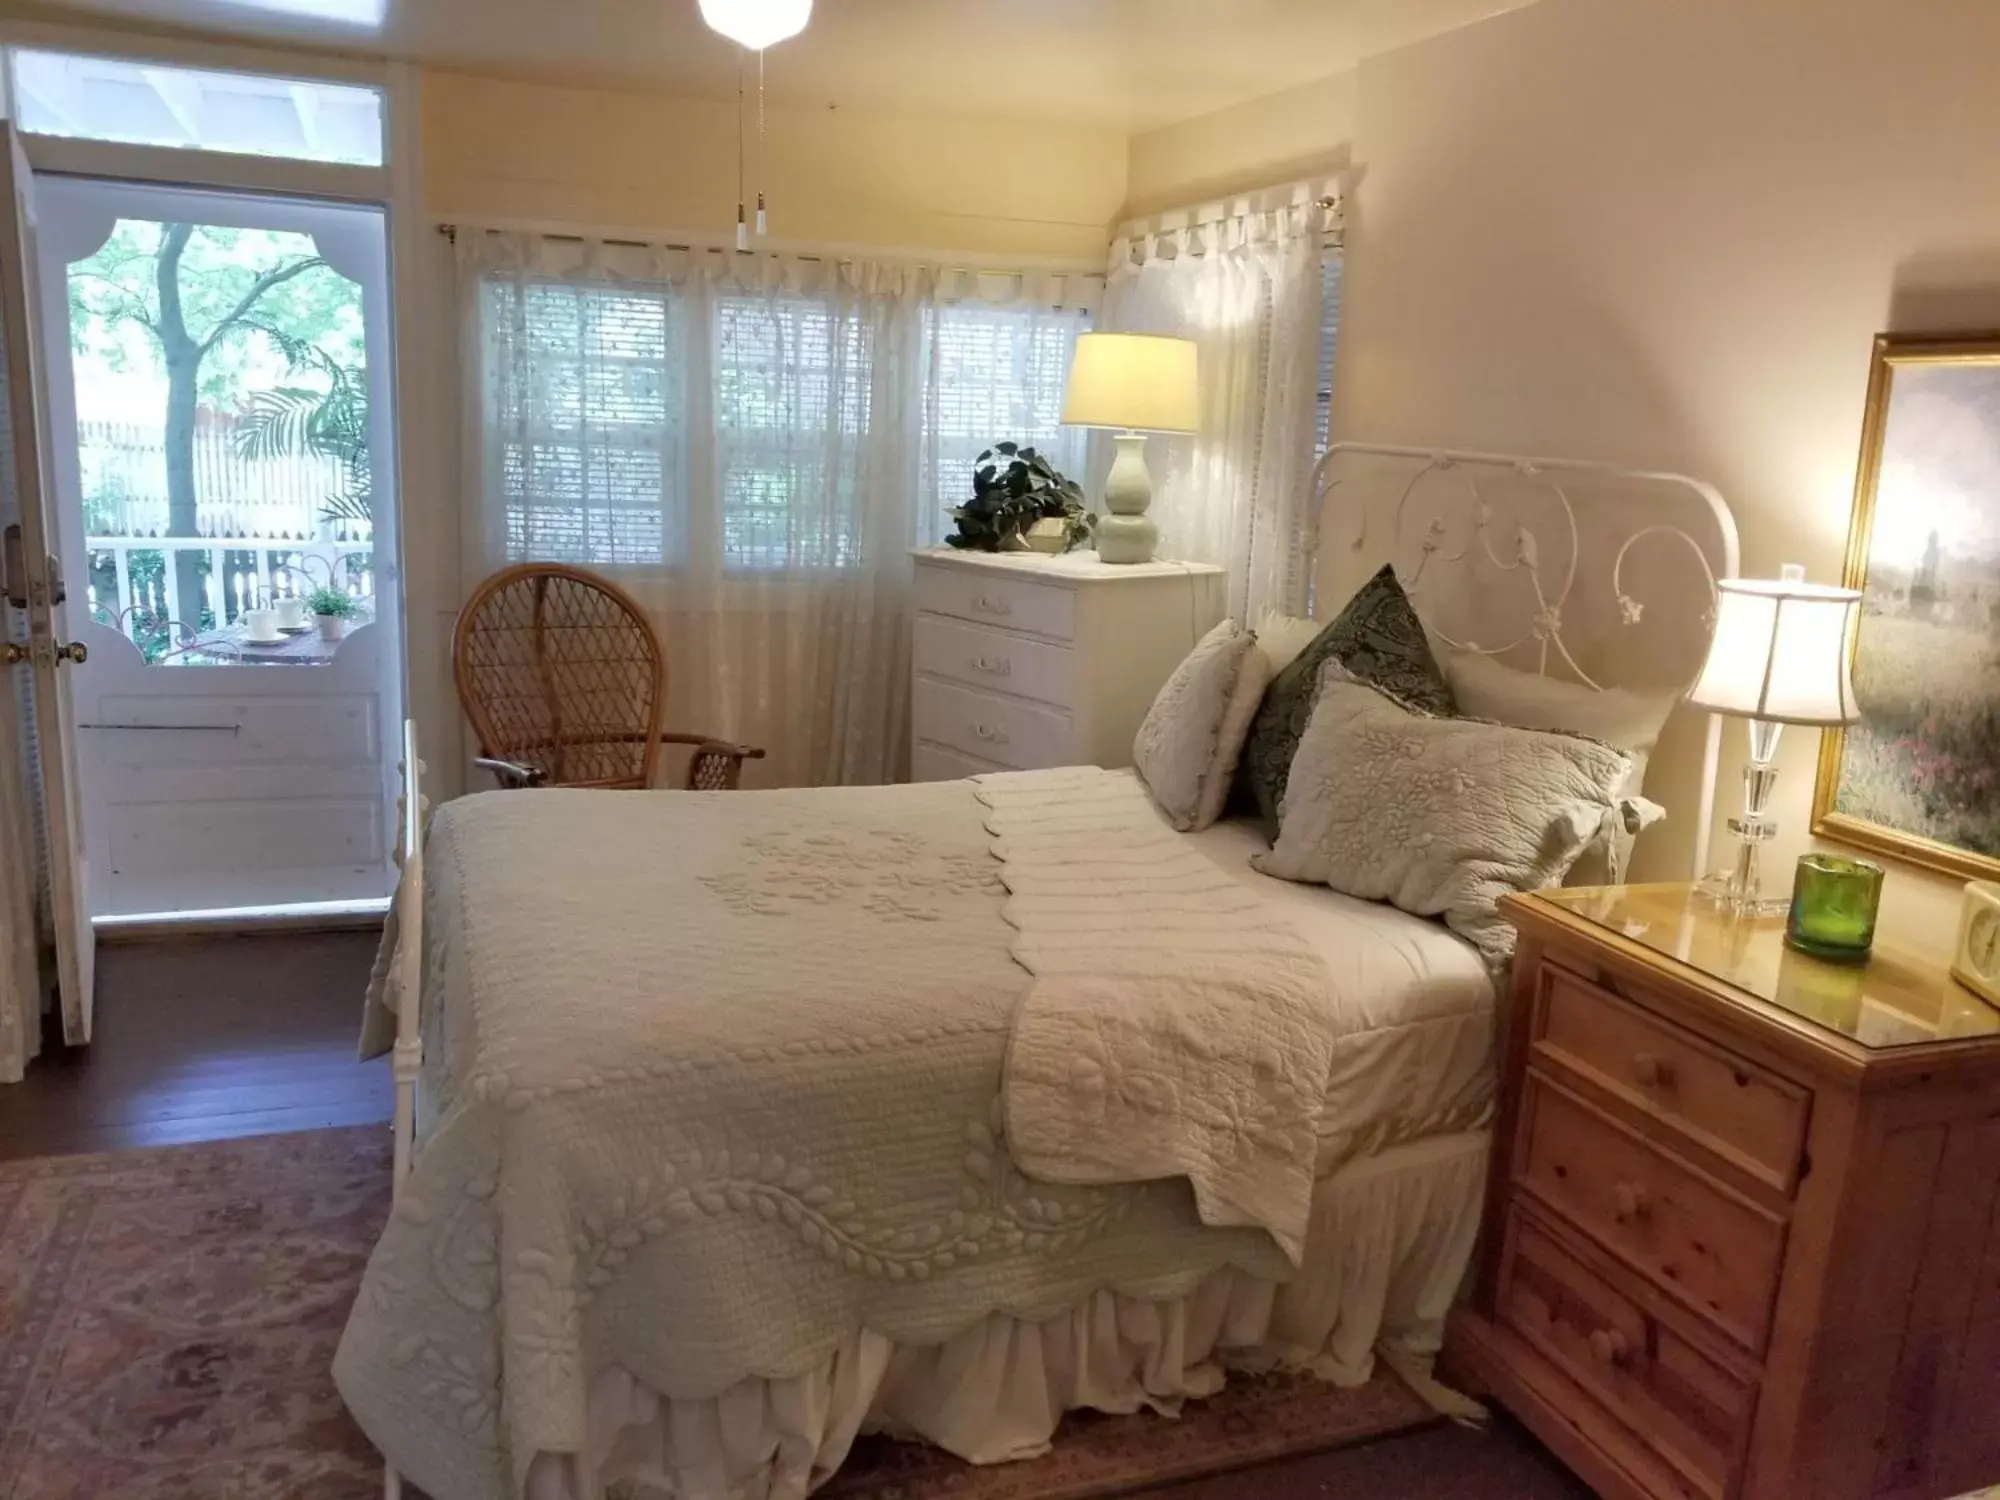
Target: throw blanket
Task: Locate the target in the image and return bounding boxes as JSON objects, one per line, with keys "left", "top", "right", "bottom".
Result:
{"left": 335, "top": 773, "right": 1329, "bottom": 1500}
{"left": 980, "top": 770, "right": 1337, "bottom": 1263}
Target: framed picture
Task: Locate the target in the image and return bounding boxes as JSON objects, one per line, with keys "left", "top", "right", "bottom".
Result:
{"left": 1813, "top": 333, "right": 2000, "bottom": 881}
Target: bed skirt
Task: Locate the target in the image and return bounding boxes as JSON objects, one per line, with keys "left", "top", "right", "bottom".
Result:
{"left": 523, "top": 1131, "right": 1488, "bottom": 1500}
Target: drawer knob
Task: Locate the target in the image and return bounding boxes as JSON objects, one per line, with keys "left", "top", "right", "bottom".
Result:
{"left": 1588, "top": 1327, "right": 1632, "bottom": 1366}
{"left": 972, "top": 723, "right": 1010, "bottom": 746}
{"left": 973, "top": 594, "right": 1013, "bottom": 616}
{"left": 970, "top": 655, "right": 1013, "bottom": 677}
{"left": 1612, "top": 1181, "right": 1653, "bottom": 1223}
{"left": 1633, "top": 1053, "right": 1676, "bottom": 1089}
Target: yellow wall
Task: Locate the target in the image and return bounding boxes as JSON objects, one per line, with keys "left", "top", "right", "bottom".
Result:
{"left": 421, "top": 70, "right": 1128, "bottom": 263}
{"left": 1127, "top": 0, "right": 2000, "bottom": 942}
{"left": 1124, "top": 71, "right": 1355, "bottom": 218}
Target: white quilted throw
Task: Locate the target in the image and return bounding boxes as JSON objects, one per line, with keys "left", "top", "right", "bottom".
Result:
{"left": 980, "top": 768, "right": 1338, "bottom": 1264}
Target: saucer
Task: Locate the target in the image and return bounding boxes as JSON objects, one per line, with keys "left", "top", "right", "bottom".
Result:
{"left": 242, "top": 632, "right": 287, "bottom": 646}
{"left": 276, "top": 624, "right": 311, "bottom": 636}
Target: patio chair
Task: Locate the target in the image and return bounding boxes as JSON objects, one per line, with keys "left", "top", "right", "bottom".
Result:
{"left": 452, "top": 563, "right": 764, "bottom": 791}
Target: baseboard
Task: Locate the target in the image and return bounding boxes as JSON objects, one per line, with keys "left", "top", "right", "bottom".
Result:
{"left": 94, "top": 899, "right": 390, "bottom": 943}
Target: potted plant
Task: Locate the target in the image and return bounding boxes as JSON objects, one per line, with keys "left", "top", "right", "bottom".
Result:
{"left": 305, "top": 584, "right": 358, "bottom": 643}
{"left": 946, "top": 442, "right": 1092, "bottom": 554}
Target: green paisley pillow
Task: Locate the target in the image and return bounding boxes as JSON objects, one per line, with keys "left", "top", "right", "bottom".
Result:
{"left": 1241, "top": 564, "right": 1455, "bottom": 835}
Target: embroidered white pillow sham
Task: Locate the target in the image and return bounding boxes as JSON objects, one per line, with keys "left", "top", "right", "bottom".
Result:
{"left": 1132, "top": 620, "right": 1272, "bottom": 831}
{"left": 1253, "top": 671, "right": 1634, "bottom": 961}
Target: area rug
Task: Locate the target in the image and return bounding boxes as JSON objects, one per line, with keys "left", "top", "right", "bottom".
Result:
{"left": 0, "top": 1129, "right": 1439, "bottom": 1500}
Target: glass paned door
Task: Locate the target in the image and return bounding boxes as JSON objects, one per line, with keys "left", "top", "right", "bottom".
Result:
{"left": 67, "top": 218, "right": 377, "bottom": 666}
{"left": 36, "top": 177, "right": 402, "bottom": 919}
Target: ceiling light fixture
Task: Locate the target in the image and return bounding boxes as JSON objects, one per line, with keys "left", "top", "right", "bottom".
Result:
{"left": 699, "top": 0, "right": 811, "bottom": 249}
{"left": 699, "top": 0, "right": 812, "bottom": 52}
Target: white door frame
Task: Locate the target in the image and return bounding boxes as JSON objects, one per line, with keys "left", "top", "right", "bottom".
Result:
{"left": 0, "top": 24, "right": 442, "bottom": 917}
{"left": 35, "top": 177, "right": 403, "bottom": 917}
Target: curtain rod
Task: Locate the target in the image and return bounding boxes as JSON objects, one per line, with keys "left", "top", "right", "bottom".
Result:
{"left": 433, "top": 222, "right": 1106, "bottom": 281}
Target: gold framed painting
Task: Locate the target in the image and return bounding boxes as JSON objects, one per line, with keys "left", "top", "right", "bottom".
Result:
{"left": 1812, "top": 333, "right": 2000, "bottom": 881}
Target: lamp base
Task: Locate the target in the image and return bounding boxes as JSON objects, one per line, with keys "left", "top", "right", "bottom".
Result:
{"left": 1700, "top": 729, "right": 1789, "bottom": 917}
{"left": 1096, "top": 513, "right": 1159, "bottom": 565}
{"left": 1096, "top": 431, "right": 1158, "bottom": 565}
{"left": 1696, "top": 871, "right": 1790, "bottom": 919}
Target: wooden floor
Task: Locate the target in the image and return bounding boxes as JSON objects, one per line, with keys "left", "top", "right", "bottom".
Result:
{"left": 0, "top": 927, "right": 389, "bottom": 1159}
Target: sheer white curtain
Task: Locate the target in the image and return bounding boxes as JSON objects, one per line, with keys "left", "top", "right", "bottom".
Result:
{"left": 458, "top": 230, "right": 1095, "bottom": 786}
{"left": 1101, "top": 198, "right": 1334, "bottom": 621}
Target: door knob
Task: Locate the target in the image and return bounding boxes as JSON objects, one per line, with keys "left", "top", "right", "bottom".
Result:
{"left": 2, "top": 642, "right": 22, "bottom": 666}
{"left": 54, "top": 641, "right": 87, "bottom": 666}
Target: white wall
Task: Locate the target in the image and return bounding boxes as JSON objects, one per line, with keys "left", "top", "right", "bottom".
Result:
{"left": 1127, "top": 0, "right": 2000, "bottom": 942}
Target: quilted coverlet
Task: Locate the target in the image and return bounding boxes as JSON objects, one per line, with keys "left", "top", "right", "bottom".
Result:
{"left": 334, "top": 772, "right": 1330, "bottom": 1500}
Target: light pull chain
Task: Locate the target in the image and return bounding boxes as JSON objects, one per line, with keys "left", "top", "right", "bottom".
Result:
{"left": 755, "top": 48, "right": 769, "bottom": 237}
{"left": 734, "top": 49, "right": 749, "bottom": 251}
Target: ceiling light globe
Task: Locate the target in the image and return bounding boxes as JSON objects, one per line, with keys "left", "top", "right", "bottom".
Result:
{"left": 698, "top": 0, "right": 813, "bottom": 50}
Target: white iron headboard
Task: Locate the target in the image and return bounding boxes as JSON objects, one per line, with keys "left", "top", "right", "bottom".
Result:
{"left": 1309, "top": 443, "right": 1742, "bottom": 881}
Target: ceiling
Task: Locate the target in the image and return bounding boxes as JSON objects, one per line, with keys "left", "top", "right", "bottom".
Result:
{"left": 1, "top": 0, "right": 1535, "bottom": 132}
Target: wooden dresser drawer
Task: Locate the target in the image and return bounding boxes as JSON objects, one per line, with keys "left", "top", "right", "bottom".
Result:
{"left": 1499, "top": 1207, "right": 1753, "bottom": 1500}
{"left": 913, "top": 614, "right": 1076, "bottom": 709}
{"left": 1517, "top": 1073, "right": 1787, "bottom": 1352}
{"left": 912, "top": 678, "right": 1072, "bottom": 770}
{"left": 914, "top": 564, "right": 1076, "bottom": 641}
{"left": 1535, "top": 964, "right": 1810, "bottom": 1195}
{"left": 910, "top": 740, "right": 1006, "bottom": 782}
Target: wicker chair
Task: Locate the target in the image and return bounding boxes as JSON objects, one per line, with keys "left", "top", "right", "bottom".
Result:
{"left": 453, "top": 563, "right": 764, "bottom": 791}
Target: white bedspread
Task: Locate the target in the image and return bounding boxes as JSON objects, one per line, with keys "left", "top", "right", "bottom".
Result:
{"left": 980, "top": 769, "right": 1336, "bottom": 1263}
{"left": 336, "top": 773, "right": 1330, "bottom": 1500}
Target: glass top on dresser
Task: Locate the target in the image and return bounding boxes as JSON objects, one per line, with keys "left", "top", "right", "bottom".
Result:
{"left": 1537, "top": 883, "right": 2000, "bottom": 1050}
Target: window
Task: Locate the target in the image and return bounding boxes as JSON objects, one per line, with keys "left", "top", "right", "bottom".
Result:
{"left": 485, "top": 279, "right": 685, "bottom": 567}
{"left": 484, "top": 275, "right": 1090, "bottom": 572}
{"left": 714, "top": 296, "right": 873, "bottom": 570}
{"left": 1313, "top": 252, "right": 1344, "bottom": 453}
{"left": 10, "top": 49, "right": 385, "bottom": 167}
{"left": 923, "top": 306, "right": 1088, "bottom": 543}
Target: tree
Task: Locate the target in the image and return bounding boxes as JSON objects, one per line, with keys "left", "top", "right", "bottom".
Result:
{"left": 67, "top": 222, "right": 361, "bottom": 622}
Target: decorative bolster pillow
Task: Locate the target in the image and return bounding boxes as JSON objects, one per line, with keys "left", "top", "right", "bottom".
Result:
{"left": 1132, "top": 619, "right": 1273, "bottom": 832}
{"left": 1252, "top": 667, "right": 1638, "bottom": 963}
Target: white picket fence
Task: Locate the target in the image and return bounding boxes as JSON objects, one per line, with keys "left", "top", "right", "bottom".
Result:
{"left": 78, "top": 414, "right": 371, "bottom": 544}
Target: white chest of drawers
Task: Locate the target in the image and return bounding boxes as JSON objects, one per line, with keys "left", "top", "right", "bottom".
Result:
{"left": 908, "top": 548, "right": 1227, "bottom": 780}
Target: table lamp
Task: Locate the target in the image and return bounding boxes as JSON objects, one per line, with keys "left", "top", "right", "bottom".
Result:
{"left": 1684, "top": 563, "right": 1863, "bottom": 915}
{"left": 1060, "top": 333, "right": 1199, "bottom": 564}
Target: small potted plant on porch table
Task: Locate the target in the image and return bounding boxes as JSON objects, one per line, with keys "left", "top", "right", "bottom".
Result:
{"left": 306, "top": 584, "right": 358, "bottom": 644}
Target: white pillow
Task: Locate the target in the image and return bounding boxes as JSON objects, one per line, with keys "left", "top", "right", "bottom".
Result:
{"left": 1444, "top": 651, "right": 1677, "bottom": 885}
{"left": 1252, "top": 607, "right": 1322, "bottom": 677}
{"left": 1133, "top": 620, "right": 1270, "bottom": 832}
{"left": 1253, "top": 672, "right": 1634, "bottom": 962}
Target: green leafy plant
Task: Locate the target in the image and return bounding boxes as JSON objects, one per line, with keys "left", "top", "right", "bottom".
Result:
{"left": 946, "top": 442, "right": 1091, "bottom": 552}
{"left": 234, "top": 330, "right": 371, "bottom": 528}
{"left": 305, "top": 584, "right": 358, "bottom": 619}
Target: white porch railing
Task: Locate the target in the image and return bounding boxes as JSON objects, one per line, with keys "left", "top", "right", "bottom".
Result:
{"left": 86, "top": 535, "right": 375, "bottom": 647}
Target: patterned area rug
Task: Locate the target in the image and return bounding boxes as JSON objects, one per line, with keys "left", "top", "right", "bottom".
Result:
{"left": 0, "top": 1129, "right": 1439, "bottom": 1500}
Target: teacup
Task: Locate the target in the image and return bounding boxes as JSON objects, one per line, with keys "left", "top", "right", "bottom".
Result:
{"left": 275, "top": 597, "right": 308, "bottom": 630}
{"left": 243, "top": 607, "right": 281, "bottom": 643}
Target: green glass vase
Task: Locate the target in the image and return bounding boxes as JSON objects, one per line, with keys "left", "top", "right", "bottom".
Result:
{"left": 1785, "top": 853, "right": 1885, "bottom": 963}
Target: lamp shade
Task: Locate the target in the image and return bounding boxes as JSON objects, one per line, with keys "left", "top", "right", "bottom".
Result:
{"left": 1060, "top": 333, "right": 1199, "bottom": 434}
{"left": 1685, "top": 566, "right": 1863, "bottom": 726}
{"left": 698, "top": 0, "right": 811, "bottom": 49}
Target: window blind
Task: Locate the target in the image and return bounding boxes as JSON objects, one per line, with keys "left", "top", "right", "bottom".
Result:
{"left": 486, "top": 275, "right": 1090, "bottom": 569}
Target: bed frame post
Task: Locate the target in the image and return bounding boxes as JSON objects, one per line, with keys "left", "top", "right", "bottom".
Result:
{"left": 385, "top": 719, "right": 425, "bottom": 1500}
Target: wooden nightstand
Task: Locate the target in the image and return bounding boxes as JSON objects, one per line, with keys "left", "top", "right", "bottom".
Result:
{"left": 1449, "top": 883, "right": 2000, "bottom": 1500}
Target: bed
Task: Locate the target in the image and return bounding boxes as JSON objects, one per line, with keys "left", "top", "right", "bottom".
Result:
{"left": 337, "top": 445, "right": 1740, "bottom": 1500}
